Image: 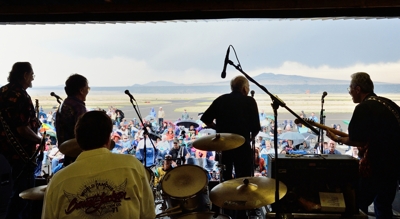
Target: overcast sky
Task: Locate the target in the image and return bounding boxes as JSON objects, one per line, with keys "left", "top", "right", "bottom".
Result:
{"left": 1, "top": 18, "right": 400, "bottom": 87}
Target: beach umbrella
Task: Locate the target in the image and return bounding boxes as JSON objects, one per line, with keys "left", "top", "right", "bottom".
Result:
{"left": 279, "top": 131, "right": 306, "bottom": 146}
{"left": 45, "top": 129, "right": 57, "bottom": 138}
{"left": 199, "top": 128, "right": 216, "bottom": 135}
{"left": 41, "top": 123, "right": 55, "bottom": 131}
{"left": 256, "top": 132, "right": 271, "bottom": 139}
{"left": 342, "top": 120, "right": 350, "bottom": 125}
{"left": 144, "top": 115, "right": 155, "bottom": 121}
{"left": 176, "top": 119, "right": 199, "bottom": 129}
{"left": 260, "top": 120, "right": 270, "bottom": 127}
{"left": 301, "top": 132, "right": 318, "bottom": 140}
{"left": 266, "top": 115, "right": 275, "bottom": 120}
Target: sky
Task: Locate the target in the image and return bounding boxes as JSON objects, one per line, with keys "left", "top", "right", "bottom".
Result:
{"left": 1, "top": 18, "right": 400, "bottom": 87}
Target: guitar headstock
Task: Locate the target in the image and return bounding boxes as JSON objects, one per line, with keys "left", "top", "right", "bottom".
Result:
{"left": 294, "top": 118, "right": 316, "bottom": 126}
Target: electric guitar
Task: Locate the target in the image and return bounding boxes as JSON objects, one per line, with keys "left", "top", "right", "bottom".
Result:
{"left": 294, "top": 118, "right": 348, "bottom": 137}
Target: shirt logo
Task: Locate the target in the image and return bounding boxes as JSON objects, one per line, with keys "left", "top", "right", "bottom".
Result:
{"left": 64, "top": 178, "right": 131, "bottom": 217}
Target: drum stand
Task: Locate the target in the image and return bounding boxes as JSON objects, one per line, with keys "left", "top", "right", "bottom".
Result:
{"left": 215, "top": 150, "right": 225, "bottom": 184}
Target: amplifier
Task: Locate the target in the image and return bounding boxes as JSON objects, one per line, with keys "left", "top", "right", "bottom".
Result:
{"left": 267, "top": 154, "right": 359, "bottom": 215}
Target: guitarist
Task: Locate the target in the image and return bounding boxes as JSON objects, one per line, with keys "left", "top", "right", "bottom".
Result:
{"left": 0, "top": 62, "right": 42, "bottom": 219}
{"left": 327, "top": 72, "right": 400, "bottom": 219}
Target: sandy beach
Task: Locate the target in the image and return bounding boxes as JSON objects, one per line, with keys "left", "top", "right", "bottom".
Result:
{"left": 33, "top": 92, "right": 400, "bottom": 127}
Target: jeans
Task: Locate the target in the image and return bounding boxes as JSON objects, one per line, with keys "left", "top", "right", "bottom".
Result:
{"left": 4, "top": 162, "right": 35, "bottom": 219}
{"left": 358, "top": 176, "right": 398, "bottom": 219}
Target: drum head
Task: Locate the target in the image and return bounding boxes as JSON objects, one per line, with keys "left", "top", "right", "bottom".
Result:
{"left": 176, "top": 212, "right": 231, "bottom": 219}
{"left": 162, "top": 164, "right": 208, "bottom": 198}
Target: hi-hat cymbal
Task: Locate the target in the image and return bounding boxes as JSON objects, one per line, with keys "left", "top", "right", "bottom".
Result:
{"left": 59, "top": 138, "right": 82, "bottom": 157}
{"left": 19, "top": 185, "right": 47, "bottom": 200}
{"left": 210, "top": 177, "right": 287, "bottom": 210}
{"left": 193, "top": 133, "right": 245, "bottom": 151}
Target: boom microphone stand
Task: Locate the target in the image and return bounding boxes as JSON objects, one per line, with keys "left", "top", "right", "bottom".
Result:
{"left": 125, "top": 90, "right": 157, "bottom": 168}
{"left": 222, "top": 45, "right": 319, "bottom": 217}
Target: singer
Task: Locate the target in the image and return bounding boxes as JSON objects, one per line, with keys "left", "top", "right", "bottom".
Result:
{"left": 327, "top": 72, "right": 400, "bottom": 219}
{"left": 55, "top": 74, "right": 89, "bottom": 167}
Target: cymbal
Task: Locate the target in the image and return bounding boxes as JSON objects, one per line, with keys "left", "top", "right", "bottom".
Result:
{"left": 59, "top": 138, "right": 82, "bottom": 157}
{"left": 19, "top": 185, "right": 47, "bottom": 200}
{"left": 210, "top": 177, "right": 287, "bottom": 210}
{"left": 193, "top": 133, "right": 245, "bottom": 151}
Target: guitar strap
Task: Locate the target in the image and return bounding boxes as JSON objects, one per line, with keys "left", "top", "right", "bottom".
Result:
{"left": 0, "top": 111, "right": 36, "bottom": 167}
{"left": 366, "top": 96, "right": 400, "bottom": 127}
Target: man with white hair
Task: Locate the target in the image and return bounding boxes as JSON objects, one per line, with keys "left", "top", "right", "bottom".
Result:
{"left": 201, "top": 76, "right": 260, "bottom": 219}
{"left": 202, "top": 75, "right": 260, "bottom": 180}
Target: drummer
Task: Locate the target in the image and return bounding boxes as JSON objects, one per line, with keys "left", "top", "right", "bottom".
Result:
{"left": 154, "top": 154, "right": 175, "bottom": 187}
{"left": 43, "top": 111, "right": 155, "bottom": 219}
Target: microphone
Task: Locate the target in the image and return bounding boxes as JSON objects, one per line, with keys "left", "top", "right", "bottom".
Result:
{"left": 251, "top": 90, "right": 255, "bottom": 98}
{"left": 322, "top": 91, "right": 328, "bottom": 99}
{"left": 124, "top": 90, "right": 135, "bottom": 101}
{"left": 221, "top": 46, "right": 230, "bottom": 79}
{"left": 50, "top": 92, "right": 63, "bottom": 104}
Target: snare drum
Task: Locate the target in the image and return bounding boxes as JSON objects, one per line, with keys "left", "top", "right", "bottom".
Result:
{"left": 176, "top": 212, "right": 231, "bottom": 219}
{"left": 161, "top": 164, "right": 210, "bottom": 212}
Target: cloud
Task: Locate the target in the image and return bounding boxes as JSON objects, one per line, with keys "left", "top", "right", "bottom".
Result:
{"left": 248, "top": 60, "right": 400, "bottom": 84}
{"left": 1, "top": 19, "right": 400, "bottom": 86}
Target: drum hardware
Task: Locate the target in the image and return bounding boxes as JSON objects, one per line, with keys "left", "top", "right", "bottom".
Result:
{"left": 192, "top": 133, "right": 245, "bottom": 152}
{"left": 210, "top": 177, "right": 287, "bottom": 211}
{"left": 175, "top": 211, "right": 232, "bottom": 218}
{"left": 59, "top": 138, "right": 115, "bottom": 157}
{"left": 59, "top": 138, "right": 82, "bottom": 157}
{"left": 157, "top": 164, "right": 210, "bottom": 218}
{"left": 19, "top": 185, "right": 47, "bottom": 200}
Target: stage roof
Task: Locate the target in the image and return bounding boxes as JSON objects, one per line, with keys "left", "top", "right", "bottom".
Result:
{"left": 0, "top": 0, "right": 399, "bottom": 24}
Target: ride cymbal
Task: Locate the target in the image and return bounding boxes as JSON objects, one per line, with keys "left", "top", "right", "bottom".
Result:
{"left": 210, "top": 177, "right": 287, "bottom": 210}
{"left": 59, "top": 138, "right": 82, "bottom": 157}
{"left": 19, "top": 185, "right": 47, "bottom": 200}
{"left": 193, "top": 133, "right": 245, "bottom": 151}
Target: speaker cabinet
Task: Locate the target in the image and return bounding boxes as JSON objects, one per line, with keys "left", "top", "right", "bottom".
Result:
{"left": 268, "top": 154, "right": 359, "bottom": 215}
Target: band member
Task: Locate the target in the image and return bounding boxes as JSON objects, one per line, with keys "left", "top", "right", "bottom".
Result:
{"left": 201, "top": 75, "right": 260, "bottom": 181}
{"left": 55, "top": 74, "right": 89, "bottom": 167}
{"left": 43, "top": 111, "right": 155, "bottom": 219}
{"left": 0, "top": 62, "right": 41, "bottom": 218}
{"left": 327, "top": 72, "right": 400, "bottom": 218}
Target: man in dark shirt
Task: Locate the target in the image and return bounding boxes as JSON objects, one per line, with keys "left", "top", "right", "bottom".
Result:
{"left": 168, "top": 139, "right": 188, "bottom": 165}
{"left": 0, "top": 62, "right": 42, "bottom": 218}
{"left": 328, "top": 72, "right": 400, "bottom": 218}
{"left": 201, "top": 75, "right": 260, "bottom": 181}
{"left": 55, "top": 74, "right": 89, "bottom": 167}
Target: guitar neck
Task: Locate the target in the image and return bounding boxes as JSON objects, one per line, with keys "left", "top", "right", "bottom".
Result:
{"left": 295, "top": 119, "right": 348, "bottom": 137}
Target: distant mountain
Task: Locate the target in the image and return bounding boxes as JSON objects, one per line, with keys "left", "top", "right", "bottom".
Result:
{"left": 142, "top": 80, "right": 183, "bottom": 86}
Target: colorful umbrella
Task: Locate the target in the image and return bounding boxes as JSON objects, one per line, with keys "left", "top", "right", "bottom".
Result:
{"left": 41, "top": 123, "right": 55, "bottom": 131}
{"left": 342, "top": 120, "right": 350, "bottom": 125}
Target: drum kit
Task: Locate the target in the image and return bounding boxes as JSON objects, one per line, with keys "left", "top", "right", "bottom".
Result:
{"left": 19, "top": 133, "right": 287, "bottom": 219}
{"left": 156, "top": 133, "right": 288, "bottom": 219}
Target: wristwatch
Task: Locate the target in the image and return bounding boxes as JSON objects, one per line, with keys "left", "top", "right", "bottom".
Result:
{"left": 337, "top": 137, "right": 343, "bottom": 145}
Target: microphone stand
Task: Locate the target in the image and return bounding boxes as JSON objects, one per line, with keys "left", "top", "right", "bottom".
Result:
{"left": 226, "top": 58, "right": 319, "bottom": 218}
{"left": 318, "top": 95, "right": 326, "bottom": 154}
{"left": 250, "top": 90, "right": 255, "bottom": 177}
{"left": 126, "top": 94, "right": 157, "bottom": 168}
